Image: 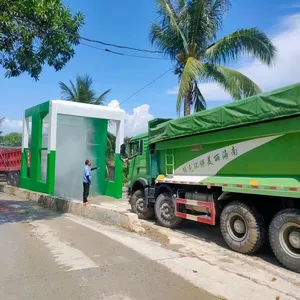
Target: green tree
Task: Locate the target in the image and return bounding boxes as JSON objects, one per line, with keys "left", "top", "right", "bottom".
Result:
{"left": 0, "top": 0, "right": 84, "bottom": 80}
{"left": 1, "top": 132, "right": 22, "bottom": 147}
{"left": 59, "top": 75, "right": 111, "bottom": 105}
{"left": 150, "top": 0, "right": 276, "bottom": 116}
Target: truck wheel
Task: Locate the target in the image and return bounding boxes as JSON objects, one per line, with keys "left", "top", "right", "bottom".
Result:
{"left": 269, "top": 209, "right": 300, "bottom": 273}
{"left": 155, "top": 193, "right": 183, "bottom": 229}
{"left": 14, "top": 172, "right": 20, "bottom": 187}
{"left": 7, "top": 173, "right": 13, "bottom": 185}
{"left": 220, "top": 201, "right": 266, "bottom": 254}
{"left": 131, "top": 190, "right": 154, "bottom": 220}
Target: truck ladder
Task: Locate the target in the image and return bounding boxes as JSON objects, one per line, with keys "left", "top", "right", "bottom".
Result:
{"left": 165, "top": 149, "right": 174, "bottom": 175}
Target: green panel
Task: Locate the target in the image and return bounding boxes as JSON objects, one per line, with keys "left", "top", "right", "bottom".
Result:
{"left": 222, "top": 187, "right": 300, "bottom": 199}
{"left": 155, "top": 128, "right": 300, "bottom": 178}
{"left": 105, "top": 154, "right": 123, "bottom": 199}
{"left": 47, "top": 151, "right": 56, "bottom": 195}
{"left": 219, "top": 133, "right": 300, "bottom": 176}
{"left": 25, "top": 101, "right": 49, "bottom": 118}
{"left": 91, "top": 118, "right": 107, "bottom": 195}
{"left": 21, "top": 150, "right": 56, "bottom": 194}
{"left": 172, "top": 140, "right": 232, "bottom": 169}
{"left": 203, "top": 175, "right": 300, "bottom": 188}
{"left": 20, "top": 101, "right": 55, "bottom": 195}
{"left": 149, "top": 83, "right": 300, "bottom": 143}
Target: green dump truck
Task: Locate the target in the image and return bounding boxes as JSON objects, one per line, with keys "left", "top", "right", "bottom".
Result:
{"left": 123, "top": 83, "right": 300, "bottom": 273}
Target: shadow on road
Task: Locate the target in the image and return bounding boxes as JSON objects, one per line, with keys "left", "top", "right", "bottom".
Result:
{"left": 0, "top": 198, "right": 60, "bottom": 226}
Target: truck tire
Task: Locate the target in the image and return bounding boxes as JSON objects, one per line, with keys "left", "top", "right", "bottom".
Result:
{"left": 220, "top": 201, "right": 266, "bottom": 254}
{"left": 155, "top": 193, "right": 183, "bottom": 229}
{"left": 14, "top": 172, "right": 20, "bottom": 187}
{"left": 7, "top": 173, "right": 13, "bottom": 186}
{"left": 269, "top": 209, "right": 300, "bottom": 273}
{"left": 131, "top": 190, "right": 154, "bottom": 220}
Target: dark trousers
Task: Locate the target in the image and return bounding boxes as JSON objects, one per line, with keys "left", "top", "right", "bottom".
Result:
{"left": 83, "top": 182, "right": 90, "bottom": 203}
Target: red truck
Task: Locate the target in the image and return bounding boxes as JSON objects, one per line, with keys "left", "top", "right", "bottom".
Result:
{"left": 0, "top": 147, "right": 23, "bottom": 186}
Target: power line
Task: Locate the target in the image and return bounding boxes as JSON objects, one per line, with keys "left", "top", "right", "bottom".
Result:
{"left": 118, "top": 68, "right": 173, "bottom": 107}
{"left": 80, "top": 42, "right": 169, "bottom": 61}
{"left": 9, "top": 15, "right": 164, "bottom": 55}
{"left": 80, "top": 37, "right": 163, "bottom": 54}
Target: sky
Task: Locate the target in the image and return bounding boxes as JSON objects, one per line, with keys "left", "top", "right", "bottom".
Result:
{"left": 1, "top": 0, "right": 300, "bottom": 137}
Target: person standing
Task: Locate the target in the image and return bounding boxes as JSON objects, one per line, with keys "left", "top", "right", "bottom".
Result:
{"left": 83, "top": 160, "right": 99, "bottom": 204}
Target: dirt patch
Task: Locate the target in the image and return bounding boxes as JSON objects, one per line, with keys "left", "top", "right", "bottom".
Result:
{"left": 141, "top": 224, "right": 183, "bottom": 251}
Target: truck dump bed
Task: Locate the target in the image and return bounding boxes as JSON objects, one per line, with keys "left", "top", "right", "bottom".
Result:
{"left": 0, "top": 147, "right": 22, "bottom": 172}
{"left": 149, "top": 83, "right": 300, "bottom": 144}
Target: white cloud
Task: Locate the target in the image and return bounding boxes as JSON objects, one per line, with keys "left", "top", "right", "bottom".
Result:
{"left": 1, "top": 118, "right": 23, "bottom": 134}
{"left": 107, "top": 100, "right": 154, "bottom": 137}
{"left": 107, "top": 99, "right": 121, "bottom": 109}
{"left": 166, "top": 13, "right": 300, "bottom": 102}
{"left": 124, "top": 104, "right": 154, "bottom": 137}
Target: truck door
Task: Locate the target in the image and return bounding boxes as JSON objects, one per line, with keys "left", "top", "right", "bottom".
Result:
{"left": 128, "top": 141, "right": 139, "bottom": 181}
{"left": 128, "top": 140, "right": 146, "bottom": 181}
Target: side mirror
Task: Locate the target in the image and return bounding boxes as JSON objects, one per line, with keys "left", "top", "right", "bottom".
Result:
{"left": 120, "top": 144, "right": 126, "bottom": 158}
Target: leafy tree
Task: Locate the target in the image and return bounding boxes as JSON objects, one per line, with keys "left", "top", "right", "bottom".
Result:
{"left": 59, "top": 75, "right": 111, "bottom": 105}
{"left": 0, "top": 132, "right": 22, "bottom": 147}
{"left": 150, "top": 0, "right": 276, "bottom": 116}
{"left": 0, "top": 0, "right": 84, "bottom": 80}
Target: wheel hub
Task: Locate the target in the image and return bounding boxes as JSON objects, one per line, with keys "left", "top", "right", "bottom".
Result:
{"left": 161, "top": 202, "right": 173, "bottom": 220}
{"left": 233, "top": 219, "right": 246, "bottom": 234}
{"left": 136, "top": 198, "right": 145, "bottom": 213}
{"left": 289, "top": 230, "right": 300, "bottom": 249}
{"left": 279, "top": 222, "right": 300, "bottom": 258}
{"left": 227, "top": 213, "right": 248, "bottom": 242}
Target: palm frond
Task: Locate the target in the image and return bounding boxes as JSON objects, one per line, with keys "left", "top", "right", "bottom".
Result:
{"left": 154, "top": 0, "right": 189, "bottom": 53}
{"left": 187, "top": 0, "right": 213, "bottom": 51}
{"left": 205, "top": 28, "right": 277, "bottom": 65}
{"left": 187, "top": 0, "right": 230, "bottom": 54}
{"left": 175, "top": 0, "right": 187, "bottom": 11}
{"left": 93, "top": 89, "right": 111, "bottom": 105}
{"left": 59, "top": 81, "right": 76, "bottom": 101}
{"left": 202, "top": 64, "right": 261, "bottom": 99}
{"left": 59, "top": 75, "right": 110, "bottom": 105}
{"left": 177, "top": 57, "right": 204, "bottom": 112}
{"left": 193, "top": 82, "right": 206, "bottom": 112}
{"left": 69, "top": 79, "right": 79, "bottom": 102}
{"left": 150, "top": 23, "right": 184, "bottom": 60}
{"left": 210, "top": 0, "right": 231, "bottom": 30}
{"left": 77, "top": 75, "right": 97, "bottom": 104}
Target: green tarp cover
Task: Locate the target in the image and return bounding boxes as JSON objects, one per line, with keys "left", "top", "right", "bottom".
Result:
{"left": 149, "top": 83, "right": 300, "bottom": 144}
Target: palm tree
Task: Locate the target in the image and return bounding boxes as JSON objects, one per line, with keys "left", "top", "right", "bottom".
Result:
{"left": 59, "top": 75, "right": 114, "bottom": 152}
{"left": 150, "top": 0, "right": 277, "bottom": 116}
{"left": 59, "top": 74, "right": 111, "bottom": 105}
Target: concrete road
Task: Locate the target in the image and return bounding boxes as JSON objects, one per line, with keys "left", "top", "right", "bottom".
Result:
{"left": 0, "top": 193, "right": 216, "bottom": 300}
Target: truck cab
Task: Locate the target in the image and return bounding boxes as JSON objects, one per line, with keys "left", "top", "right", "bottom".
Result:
{"left": 126, "top": 132, "right": 149, "bottom": 192}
